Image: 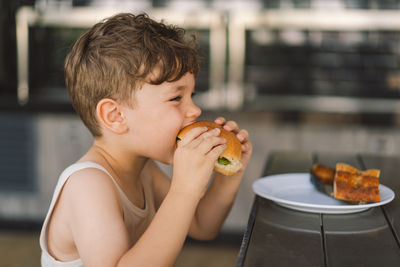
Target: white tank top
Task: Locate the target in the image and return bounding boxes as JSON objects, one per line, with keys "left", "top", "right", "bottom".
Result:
{"left": 39, "top": 161, "right": 156, "bottom": 267}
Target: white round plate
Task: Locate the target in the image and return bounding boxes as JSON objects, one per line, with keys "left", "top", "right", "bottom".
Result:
{"left": 252, "top": 173, "right": 395, "bottom": 214}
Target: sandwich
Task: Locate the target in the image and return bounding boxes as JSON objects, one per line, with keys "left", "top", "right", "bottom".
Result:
{"left": 177, "top": 121, "right": 242, "bottom": 176}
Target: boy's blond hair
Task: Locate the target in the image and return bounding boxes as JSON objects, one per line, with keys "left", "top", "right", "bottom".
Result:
{"left": 65, "top": 13, "right": 200, "bottom": 137}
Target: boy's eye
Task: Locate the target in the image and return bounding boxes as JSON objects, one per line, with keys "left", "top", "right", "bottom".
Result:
{"left": 170, "top": 96, "right": 182, "bottom": 101}
{"left": 191, "top": 92, "right": 197, "bottom": 98}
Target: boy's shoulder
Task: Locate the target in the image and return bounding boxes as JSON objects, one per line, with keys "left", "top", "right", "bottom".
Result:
{"left": 62, "top": 166, "right": 122, "bottom": 209}
{"left": 66, "top": 165, "right": 113, "bottom": 183}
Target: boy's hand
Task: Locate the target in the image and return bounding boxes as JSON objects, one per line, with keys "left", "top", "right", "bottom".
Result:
{"left": 214, "top": 117, "right": 252, "bottom": 174}
{"left": 172, "top": 126, "right": 227, "bottom": 199}
{"left": 184, "top": 118, "right": 251, "bottom": 240}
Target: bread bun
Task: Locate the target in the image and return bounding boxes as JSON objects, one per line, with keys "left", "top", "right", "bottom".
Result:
{"left": 177, "top": 121, "right": 242, "bottom": 176}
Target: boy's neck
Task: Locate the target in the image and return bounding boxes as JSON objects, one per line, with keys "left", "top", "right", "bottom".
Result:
{"left": 84, "top": 139, "right": 148, "bottom": 185}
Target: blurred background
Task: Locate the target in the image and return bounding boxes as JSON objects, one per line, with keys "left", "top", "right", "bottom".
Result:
{"left": 2, "top": 0, "right": 400, "bottom": 266}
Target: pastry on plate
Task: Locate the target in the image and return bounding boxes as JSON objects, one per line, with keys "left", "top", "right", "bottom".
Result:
{"left": 333, "top": 163, "right": 381, "bottom": 203}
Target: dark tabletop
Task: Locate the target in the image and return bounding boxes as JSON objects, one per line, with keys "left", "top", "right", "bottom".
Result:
{"left": 236, "top": 151, "right": 400, "bottom": 267}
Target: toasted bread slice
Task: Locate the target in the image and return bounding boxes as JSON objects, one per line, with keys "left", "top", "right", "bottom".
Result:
{"left": 334, "top": 163, "right": 380, "bottom": 203}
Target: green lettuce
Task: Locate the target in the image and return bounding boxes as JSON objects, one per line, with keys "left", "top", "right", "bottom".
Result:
{"left": 218, "top": 157, "right": 231, "bottom": 165}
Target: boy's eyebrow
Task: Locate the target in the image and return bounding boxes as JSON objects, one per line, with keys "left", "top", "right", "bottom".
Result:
{"left": 175, "top": 85, "right": 186, "bottom": 91}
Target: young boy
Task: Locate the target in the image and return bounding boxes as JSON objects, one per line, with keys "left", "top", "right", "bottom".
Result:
{"left": 39, "top": 13, "right": 252, "bottom": 267}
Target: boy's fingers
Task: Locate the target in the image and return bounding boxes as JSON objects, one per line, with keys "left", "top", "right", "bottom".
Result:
{"left": 214, "top": 117, "right": 226, "bottom": 125}
{"left": 190, "top": 128, "right": 221, "bottom": 148}
{"left": 207, "top": 144, "right": 227, "bottom": 160}
{"left": 177, "top": 126, "right": 208, "bottom": 147}
{"left": 197, "top": 136, "right": 226, "bottom": 154}
{"left": 237, "top": 129, "right": 249, "bottom": 142}
{"left": 242, "top": 141, "right": 252, "bottom": 152}
{"left": 223, "top": 120, "right": 238, "bottom": 132}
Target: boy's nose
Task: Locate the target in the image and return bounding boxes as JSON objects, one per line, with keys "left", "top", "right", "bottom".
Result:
{"left": 187, "top": 101, "right": 202, "bottom": 119}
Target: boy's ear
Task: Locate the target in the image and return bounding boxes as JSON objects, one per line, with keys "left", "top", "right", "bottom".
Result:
{"left": 96, "top": 99, "right": 128, "bottom": 134}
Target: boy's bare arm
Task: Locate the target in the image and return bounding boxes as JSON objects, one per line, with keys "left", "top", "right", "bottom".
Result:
{"left": 118, "top": 185, "right": 200, "bottom": 266}
{"left": 150, "top": 158, "right": 245, "bottom": 242}
{"left": 64, "top": 169, "right": 131, "bottom": 266}
{"left": 188, "top": 118, "right": 252, "bottom": 240}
